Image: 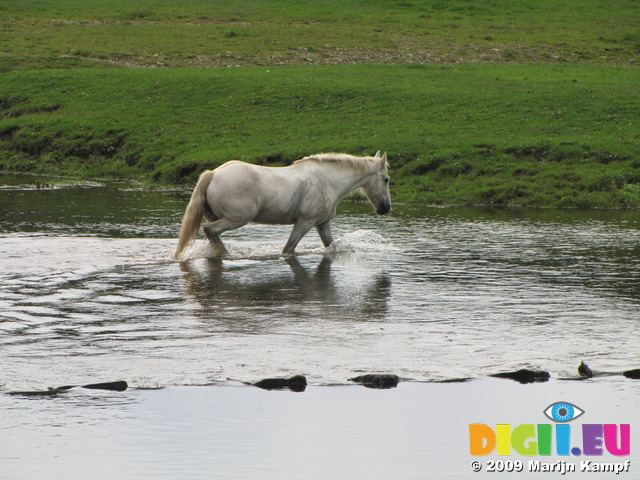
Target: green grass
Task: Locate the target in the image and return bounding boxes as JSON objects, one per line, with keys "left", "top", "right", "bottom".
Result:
{"left": 1, "top": 0, "right": 638, "bottom": 70}
{"left": 1, "top": 0, "right": 639, "bottom": 207}
{"left": 1, "top": 64, "right": 638, "bottom": 207}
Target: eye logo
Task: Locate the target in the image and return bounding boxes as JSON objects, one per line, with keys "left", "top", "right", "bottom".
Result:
{"left": 544, "top": 402, "right": 585, "bottom": 422}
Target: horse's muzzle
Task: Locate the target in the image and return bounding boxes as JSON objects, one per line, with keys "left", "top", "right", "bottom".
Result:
{"left": 376, "top": 202, "right": 391, "bottom": 215}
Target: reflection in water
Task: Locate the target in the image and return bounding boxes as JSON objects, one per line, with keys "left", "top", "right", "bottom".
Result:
{"left": 179, "top": 255, "right": 392, "bottom": 334}
{"left": 0, "top": 175, "right": 186, "bottom": 238}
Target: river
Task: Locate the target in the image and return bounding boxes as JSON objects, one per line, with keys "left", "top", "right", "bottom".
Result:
{"left": 1, "top": 175, "right": 638, "bottom": 478}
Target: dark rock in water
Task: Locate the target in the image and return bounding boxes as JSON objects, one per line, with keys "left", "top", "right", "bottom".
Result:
{"left": 578, "top": 361, "right": 593, "bottom": 378}
{"left": 489, "top": 369, "right": 550, "bottom": 384}
{"left": 434, "top": 377, "right": 473, "bottom": 383}
{"left": 253, "top": 375, "right": 307, "bottom": 392}
{"left": 7, "top": 387, "right": 69, "bottom": 397}
{"left": 6, "top": 380, "right": 128, "bottom": 396}
{"left": 622, "top": 368, "right": 640, "bottom": 379}
{"left": 82, "top": 380, "right": 128, "bottom": 392}
{"left": 349, "top": 374, "right": 400, "bottom": 389}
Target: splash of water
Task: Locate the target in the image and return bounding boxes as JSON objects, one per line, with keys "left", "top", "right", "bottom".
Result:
{"left": 178, "top": 229, "right": 396, "bottom": 260}
{"left": 327, "top": 229, "right": 399, "bottom": 253}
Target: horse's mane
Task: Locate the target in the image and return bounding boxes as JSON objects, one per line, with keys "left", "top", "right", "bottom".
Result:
{"left": 294, "top": 153, "right": 377, "bottom": 170}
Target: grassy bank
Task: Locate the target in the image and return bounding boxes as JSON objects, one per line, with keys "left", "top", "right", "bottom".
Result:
{"left": 2, "top": 64, "right": 638, "bottom": 207}
{"left": 2, "top": 0, "right": 638, "bottom": 69}
{"left": 1, "top": 0, "right": 639, "bottom": 207}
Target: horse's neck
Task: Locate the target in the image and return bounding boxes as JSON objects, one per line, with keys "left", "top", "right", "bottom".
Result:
{"left": 305, "top": 161, "right": 373, "bottom": 200}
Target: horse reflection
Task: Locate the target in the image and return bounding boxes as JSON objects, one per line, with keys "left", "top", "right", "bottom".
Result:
{"left": 179, "top": 255, "right": 391, "bottom": 331}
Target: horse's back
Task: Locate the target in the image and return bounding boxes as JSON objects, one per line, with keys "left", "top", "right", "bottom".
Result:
{"left": 211, "top": 161, "right": 299, "bottom": 193}
{"left": 212, "top": 161, "right": 261, "bottom": 190}
{"left": 207, "top": 161, "right": 306, "bottom": 224}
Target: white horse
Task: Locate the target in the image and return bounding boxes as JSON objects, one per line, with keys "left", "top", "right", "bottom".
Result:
{"left": 174, "top": 151, "right": 391, "bottom": 259}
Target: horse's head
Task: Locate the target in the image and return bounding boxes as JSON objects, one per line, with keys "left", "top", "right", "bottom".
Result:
{"left": 361, "top": 151, "right": 391, "bottom": 215}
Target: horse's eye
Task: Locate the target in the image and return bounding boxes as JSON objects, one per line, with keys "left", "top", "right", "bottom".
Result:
{"left": 384, "top": 176, "right": 390, "bottom": 184}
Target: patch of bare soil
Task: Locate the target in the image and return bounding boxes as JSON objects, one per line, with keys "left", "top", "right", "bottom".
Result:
{"left": 80, "top": 44, "right": 637, "bottom": 68}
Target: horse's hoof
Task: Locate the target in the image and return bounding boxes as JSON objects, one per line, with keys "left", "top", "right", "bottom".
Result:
{"left": 209, "top": 248, "right": 229, "bottom": 258}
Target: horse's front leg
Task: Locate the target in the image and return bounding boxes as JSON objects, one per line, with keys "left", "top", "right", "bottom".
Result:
{"left": 316, "top": 221, "right": 334, "bottom": 248}
{"left": 283, "top": 220, "right": 315, "bottom": 255}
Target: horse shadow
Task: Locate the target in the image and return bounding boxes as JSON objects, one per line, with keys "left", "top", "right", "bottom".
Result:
{"left": 179, "top": 254, "right": 392, "bottom": 331}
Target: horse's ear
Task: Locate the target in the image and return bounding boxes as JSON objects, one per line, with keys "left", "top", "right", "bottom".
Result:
{"left": 378, "top": 152, "right": 388, "bottom": 170}
{"left": 374, "top": 150, "right": 381, "bottom": 158}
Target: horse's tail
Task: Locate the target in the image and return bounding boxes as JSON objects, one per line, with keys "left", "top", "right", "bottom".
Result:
{"left": 174, "top": 170, "right": 215, "bottom": 259}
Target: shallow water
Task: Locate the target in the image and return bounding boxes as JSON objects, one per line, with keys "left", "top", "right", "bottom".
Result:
{"left": 2, "top": 175, "right": 639, "bottom": 478}
{"left": 1, "top": 380, "right": 638, "bottom": 479}
{"left": 1, "top": 176, "right": 640, "bottom": 389}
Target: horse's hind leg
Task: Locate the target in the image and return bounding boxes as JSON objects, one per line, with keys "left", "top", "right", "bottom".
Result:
{"left": 202, "top": 218, "right": 246, "bottom": 257}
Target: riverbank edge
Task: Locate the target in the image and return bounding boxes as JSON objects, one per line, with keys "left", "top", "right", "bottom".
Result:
{"left": 2, "top": 168, "right": 639, "bottom": 211}
{"left": 1, "top": 64, "right": 638, "bottom": 209}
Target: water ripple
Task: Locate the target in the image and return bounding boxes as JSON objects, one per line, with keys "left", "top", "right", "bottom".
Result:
{"left": 1, "top": 186, "right": 640, "bottom": 389}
